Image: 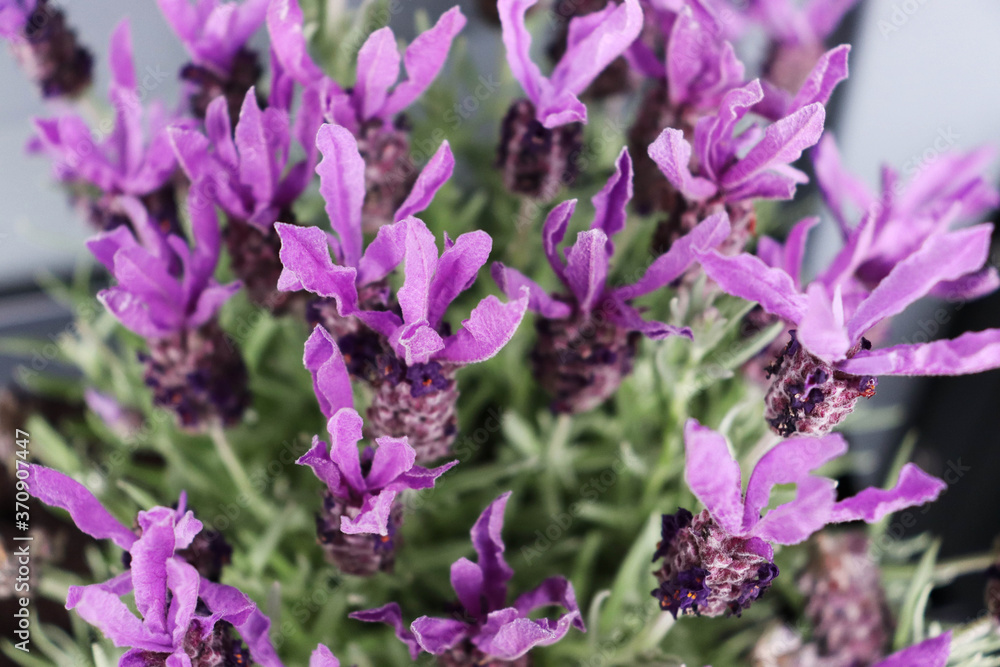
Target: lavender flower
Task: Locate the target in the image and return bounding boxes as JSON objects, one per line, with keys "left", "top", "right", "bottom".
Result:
{"left": 274, "top": 122, "right": 455, "bottom": 338}
{"left": 277, "top": 128, "right": 528, "bottom": 461}
{"left": 697, "top": 216, "right": 1000, "bottom": 435}
{"left": 31, "top": 20, "right": 190, "bottom": 231}
{"left": 750, "top": 0, "right": 860, "bottom": 94}
{"left": 497, "top": 0, "right": 642, "bottom": 200}
{"left": 814, "top": 133, "right": 1000, "bottom": 300}
{"left": 171, "top": 83, "right": 322, "bottom": 311}
{"left": 157, "top": 0, "right": 268, "bottom": 121}
{"left": 651, "top": 420, "right": 945, "bottom": 617}
{"left": 0, "top": 0, "right": 92, "bottom": 98}
{"left": 25, "top": 464, "right": 282, "bottom": 666}
{"left": 645, "top": 78, "right": 828, "bottom": 255}
{"left": 351, "top": 492, "right": 585, "bottom": 665}
{"left": 493, "top": 148, "right": 729, "bottom": 413}
{"left": 297, "top": 324, "right": 456, "bottom": 576}
{"left": 88, "top": 195, "right": 249, "bottom": 430}
{"left": 268, "top": 0, "right": 466, "bottom": 227}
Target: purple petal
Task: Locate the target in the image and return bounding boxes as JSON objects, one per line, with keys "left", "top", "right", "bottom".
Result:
{"left": 365, "top": 436, "right": 417, "bottom": 489}
{"left": 394, "top": 141, "right": 455, "bottom": 222}
{"left": 316, "top": 124, "right": 366, "bottom": 267}
{"left": 26, "top": 465, "right": 136, "bottom": 549}
{"left": 806, "top": 0, "right": 862, "bottom": 40}
{"left": 786, "top": 45, "right": 850, "bottom": 115}
{"left": 491, "top": 263, "right": 572, "bottom": 319}
{"left": 205, "top": 95, "right": 239, "bottom": 169}
{"left": 67, "top": 583, "right": 168, "bottom": 651}
{"left": 98, "top": 288, "right": 174, "bottom": 338}
{"left": 304, "top": 324, "right": 354, "bottom": 419}
{"left": 411, "top": 616, "right": 470, "bottom": 655}
{"left": 499, "top": 0, "right": 548, "bottom": 108}
{"left": 846, "top": 225, "right": 994, "bottom": 343}
{"left": 132, "top": 507, "right": 185, "bottom": 635}
{"left": 355, "top": 27, "right": 401, "bottom": 120}
{"left": 382, "top": 6, "right": 467, "bottom": 118}
{"left": 648, "top": 129, "right": 718, "bottom": 201}
{"left": 87, "top": 225, "right": 137, "bottom": 272}
{"left": 474, "top": 608, "right": 583, "bottom": 661}
{"left": 470, "top": 492, "right": 515, "bottom": 611}
{"left": 196, "top": 580, "right": 257, "bottom": 630}
{"left": 514, "top": 577, "right": 584, "bottom": 631}
{"left": 397, "top": 219, "right": 440, "bottom": 325}
{"left": 752, "top": 476, "right": 838, "bottom": 545}
{"left": 165, "top": 558, "right": 200, "bottom": 647}
{"left": 607, "top": 299, "right": 693, "bottom": 340}
{"left": 797, "top": 284, "right": 851, "bottom": 362}
{"left": 389, "top": 459, "right": 458, "bottom": 492}
{"left": 813, "top": 133, "right": 874, "bottom": 235}
{"left": 829, "top": 463, "right": 945, "bottom": 524}
{"left": 427, "top": 230, "right": 492, "bottom": 327}
{"left": 393, "top": 321, "right": 446, "bottom": 366}
{"left": 616, "top": 212, "right": 730, "bottom": 300}
{"left": 108, "top": 20, "right": 136, "bottom": 90}
{"left": 450, "top": 557, "right": 485, "bottom": 616}
{"left": 723, "top": 170, "right": 802, "bottom": 203}
{"left": 349, "top": 603, "right": 422, "bottom": 660}
{"left": 310, "top": 644, "right": 341, "bottom": 667}
{"left": 782, "top": 216, "right": 819, "bottom": 287}
{"left": 696, "top": 250, "right": 808, "bottom": 323}
{"left": 357, "top": 219, "right": 410, "bottom": 286}
{"left": 741, "top": 433, "right": 848, "bottom": 533}
{"left": 297, "top": 436, "right": 342, "bottom": 494}
{"left": 234, "top": 89, "right": 278, "bottom": 208}
{"left": 721, "top": 104, "right": 825, "bottom": 189}
{"left": 589, "top": 148, "right": 632, "bottom": 249}
{"left": 327, "top": 408, "right": 367, "bottom": 493}
{"left": 563, "top": 229, "right": 610, "bottom": 313}
{"left": 683, "top": 420, "right": 744, "bottom": 535}
{"left": 542, "top": 199, "right": 577, "bottom": 284}
{"left": 929, "top": 266, "right": 1000, "bottom": 302}
{"left": 549, "top": 0, "right": 643, "bottom": 98}
{"left": 874, "top": 632, "right": 951, "bottom": 667}
{"left": 698, "top": 81, "right": 764, "bottom": 175}
{"left": 266, "top": 0, "right": 328, "bottom": 85}
{"left": 437, "top": 293, "right": 529, "bottom": 364}
{"left": 274, "top": 223, "right": 359, "bottom": 311}
{"left": 340, "top": 490, "right": 397, "bottom": 535}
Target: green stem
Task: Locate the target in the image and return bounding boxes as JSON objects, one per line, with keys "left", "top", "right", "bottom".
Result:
{"left": 883, "top": 552, "right": 994, "bottom": 586}
{"left": 208, "top": 422, "right": 273, "bottom": 522}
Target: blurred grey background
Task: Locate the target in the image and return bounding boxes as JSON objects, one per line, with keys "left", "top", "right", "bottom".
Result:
{"left": 0, "top": 0, "right": 998, "bottom": 618}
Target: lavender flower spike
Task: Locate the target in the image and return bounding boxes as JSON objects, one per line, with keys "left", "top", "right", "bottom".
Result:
{"left": 31, "top": 20, "right": 191, "bottom": 231}
{"left": 298, "top": 324, "right": 457, "bottom": 576}
{"left": 352, "top": 492, "right": 585, "bottom": 665}
{"left": 171, "top": 84, "right": 323, "bottom": 311}
{"left": 157, "top": 0, "right": 268, "bottom": 121}
{"left": 496, "top": 0, "right": 642, "bottom": 200}
{"left": 88, "top": 195, "right": 249, "bottom": 430}
{"left": 275, "top": 122, "right": 455, "bottom": 339}
{"left": 268, "top": 0, "right": 466, "bottom": 226}
{"left": 698, "top": 217, "right": 1000, "bottom": 435}
{"left": 647, "top": 79, "right": 827, "bottom": 256}
{"left": 26, "top": 464, "right": 283, "bottom": 666}
{"left": 0, "top": 0, "right": 92, "bottom": 98}
{"left": 651, "top": 420, "right": 945, "bottom": 618}
{"left": 493, "top": 148, "right": 731, "bottom": 413}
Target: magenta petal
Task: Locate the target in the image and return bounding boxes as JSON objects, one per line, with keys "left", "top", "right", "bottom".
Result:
{"left": 350, "top": 603, "right": 422, "bottom": 660}
{"left": 721, "top": 104, "right": 825, "bottom": 189}
{"left": 474, "top": 609, "right": 582, "bottom": 661}
{"left": 797, "top": 284, "right": 851, "bottom": 363}
{"left": 275, "top": 223, "right": 359, "bottom": 311}
{"left": 563, "top": 229, "right": 610, "bottom": 313}
{"left": 499, "top": 0, "right": 547, "bottom": 106}
{"left": 928, "top": 267, "right": 1000, "bottom": 302}
{"left": 549, "top": 0, "right": 643, "bottom": 98}
{"left": 326, "top": 408, "right": 367, "bottom": 493}
{"left": 589, "top": 148, "right": 632, "bottom": 249}
{"left": 365, "top": 435, "right": 417, "bottom": 489}
{"left": 389, "top": 459, "right": 458, "bottom": 492}
{"left": 297, "top": 436, "right": 342, "bottom": 494}
{"left": 341, "top": 490, "right": 397, "bottom": 535}
{"left": 492, "top": 263, "right": 572, "bottom": 319}
{"left": 451, "top": 557, "right": 485, "bottom": 616}
{"left": 165, "top": 558, "right": 200, "bottom": 647}
{"left": 195, "top": 579, "right": 257, "bottom": 630}
{"left": 847, "top": 225, "right": 995, "bottom": 343}
{"left": 357, "top": 219, "right": 410, "bottom": 286}
{"left": 382, "top": 6, "right": 467, "bottom": 118}
{"left": 397, "top": 219, "right": 440, "bottom": 325}
{"left": 266, "top": 0, "right": 328, "bottom": 85}
{"left": 513, "top": 577, "right": 584, "bottom": 631}
{"left": 648, "top": 129, "right": 718, "bottom": 201}
{"left": 108, "top": 19, "right": 137, "bottom": 91}
{"left": 67, "top": 583, "right": 168, "bottom": 651}
{"left": 616, "top": 211, "right": 730, "bottom": 300}
{"left": 470, "top": 492, "right": 515, "bottom": 611}
{"left": 840, "top": 328, "right": 1000, "bottom": 377}
{"left": 751, "top": 476, "right": 838, "bottom": 545}
{"left": 310, "top": 644, "right": 341, "bottom": 667}
{"left": 542, "top": 199, "right": 577, "bottom": 283}
{"left": 27, "top": 465, "right": 136, "bottom": 549}
{"left": 787, "top": 45, "right": 850, "bottom": 114}
{"left": 304, "top": 325, "right": 354, "bottom": 419}
{"left": 829, "top": 463, "right": 945, "bottom": 524}
{"left": 234, "top": 89, "right": 277, "bottom": 207}
{"left": 315, "top": 124, "right": 366, "bottom": 267}
{"left": 427, "top": 230, "right": 492, "bottom": 327}
{"left": 394, "top": 321, "right": 446, "bottom": 365}
{"left": 782, "top": 216, "right": 819, "bottom": 287}
{"left": 741, "top": 433, "right": 848, "bottom": 533}
{"left": 437, "top": 293, "right": 529, "bottom": 364}
{"left": 395, "top": 141, "right": 455, "bottom": 222}
{"left": 697, "top": 250, "right": 808, "bottom": 323}
{"left": 813, "top": 133, "right": 874, "bottom": 235}
{"left": 874, "top": 632, "right": 951, "bottom": 667}
{"left": 355, "top": 27, "right": 401, "bottom": 120}
{"left": 608, "top": 299, "right": 692, "bottom": 340}
{"left": 131, "top": 508, "right": 183, "bottom": 635}
{"left": 87, "top": 225, "right": 137, "bottom": 272}
{"left": 411, "top": 616, "right": 470, "bottom": 655}
{"left": 683, "top": 420, "right": 744, "bottom": 535}
{"left": 806, "top": 0, "right": 862, "bottom": 40}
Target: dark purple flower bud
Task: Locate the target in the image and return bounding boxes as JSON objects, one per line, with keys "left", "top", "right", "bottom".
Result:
{"left": 497, "top": 99, "right": 583, "bottom": 202}
{"left": 180, "top": 47, "right": 263, "bottom": 124}
{"left": 315, "top": 490, "right": 404, "bottom": 577}
{"left": 357, "top": 119, "right": 419, "bottom": 232}
{"left": 652, "top": 507, "right": 694, "bottom": 563}
{"left": 224, "top": 215, "right": 304, "bottom": 314}
{"left": 5, "top": 0, "right": 93, "bottom": 99}
{"left": 368, "top": 362, "right": 459, "bottom": 463}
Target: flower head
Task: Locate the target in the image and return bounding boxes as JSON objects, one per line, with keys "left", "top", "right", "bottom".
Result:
{"left": 499, "top": 0, "right": 642, "bottom": 128}
{"left": 352, "top": 492, "right": 585, "bottom": 662}
{"left": 156, "top": 0, "right": 267, "bottom": 74}
{"left": 268, "top": 0, "right": 466, "bottom": 133}
{"left": 493, "top": 148, "right": 729, "bottom": 411}
{"left": 652, "top": 420, "right": 945, "bottom": 617}
{"left": 31, "top": 20, "right": 187, "bottom": 198}
{"left": 26, "top": 464, "right": 283, "bottom": 666}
